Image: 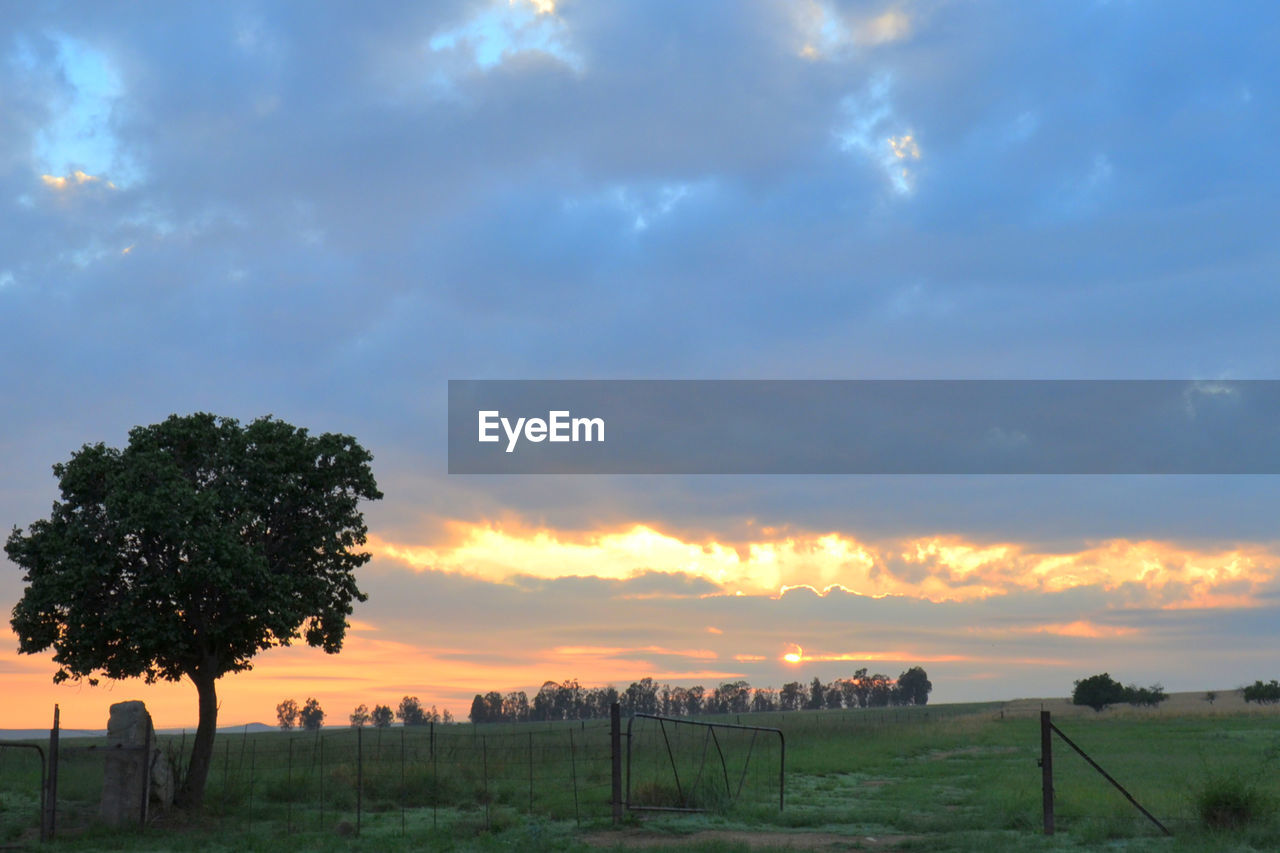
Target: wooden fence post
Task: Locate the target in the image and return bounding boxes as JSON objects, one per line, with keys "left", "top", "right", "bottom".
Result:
{"left": 356, "top": 725, "right": 363, "bottom": 835}
{"left": 1040, "top": 710, "right": 1054, "bottom": 835}
{"left": 611, "top": 702, "right": 623, "bottom": 824}
{"left": 44, "top": 704, "right": 60, "bottom": 841}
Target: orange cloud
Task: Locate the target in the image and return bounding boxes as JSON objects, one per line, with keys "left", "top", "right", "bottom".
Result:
{"left": 369, "top": 522, "right": 1280, "bottom": 610}
{"left": 550, "top": 646, "right": 717, "bottom": 661}
{"left": 780, "top": 642, "right": 972, "bottom": 665}
{"left": 1028, "top": 621, "right": 1140, "bottom": 639}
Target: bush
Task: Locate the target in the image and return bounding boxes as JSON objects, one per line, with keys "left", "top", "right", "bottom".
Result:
{"left": 1194, "top": 772, "right": 1273, "bottom": 830}
{"left": 1126, "top": 683, "right": 1168, "bottom": 708}
{"left": 1243, "top": 680, "right": 1280, "bottom": 705}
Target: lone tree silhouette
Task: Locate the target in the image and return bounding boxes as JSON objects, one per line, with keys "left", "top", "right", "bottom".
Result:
{"left": 7, "top": 413, "right": 381, "bottom": 808}
{"left": 1072, "top": 672, "right": 1128, "bottom": 712}
{"left": 300, "top": 697, "right": 325, "bottom": 731}
{"left": 897, "top": 666, "right": 933, "bottom": 705}
{"left": 277, "top": 698, "right": 300, "bottom": 731}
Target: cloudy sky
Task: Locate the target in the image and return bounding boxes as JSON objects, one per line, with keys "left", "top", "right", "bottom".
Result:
{"left": 3, "top": 0, "right": 1279, "bottom": 729}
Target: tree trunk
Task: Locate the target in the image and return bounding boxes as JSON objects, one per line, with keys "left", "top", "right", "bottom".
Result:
{"left": 176, "top": 672, "right": 218, "bottom": 809}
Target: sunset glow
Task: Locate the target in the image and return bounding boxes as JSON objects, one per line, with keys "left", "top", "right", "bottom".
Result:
{"left": 3, "top": 512, "right": 1278, "bottom": 730}
{"left": 368, "top": 523, "right": 1280, "bottom": 610}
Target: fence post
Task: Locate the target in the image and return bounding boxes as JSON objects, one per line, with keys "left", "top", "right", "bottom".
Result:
{"left": 1040, "top": 710, "right": 1054, "bottom": 836}
{"left": 356, "top": 725, "right": 363, "bottom": 836}
{"left": 287, "top": 737, "right": 293, "bottom": 834}
{"left": 610, "top": 702, "right": 622, "bottom": 825}
{"left": 482, "top": 735, "right": 490, "bottom": 830}
{"left": 177, "top": 730, "right": 186, "bottom": 788}
{"left": 569, "top": 728, "right": 580, "bottom": 826}
{"left": 400, "top": 727, "right": 406, "bottom": 836}
{"left": 222, "top": 738, "right": 230, "bottom": 814}
{"left": 528, "top": 730, "right": 534, "bottom": 814}
{"left": 247, "top": 737, "right": 255, "bottom": 832}
{"left": 44, "top": 704, "right": 60, "bottom": 841}
{"left": 319, "top": 734, "right": 325, "bottom": 830}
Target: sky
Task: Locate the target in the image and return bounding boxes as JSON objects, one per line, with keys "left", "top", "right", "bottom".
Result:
{"left": 2, "top": 0, "right": 1280, "bottom": 730}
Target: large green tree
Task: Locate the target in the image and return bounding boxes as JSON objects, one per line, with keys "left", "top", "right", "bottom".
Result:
{"left": 896, "top": 666, "right": 932, "bottom": 706}
{"left": 370, "top": 704, "right": 394, "bottom": 727}
{"left": 1071, "top": 672, "right": 1128, "bottom": 712}
{"left": 1243, "top": 679, "right": 1280, "bottom": 704}
{"left": 276, "top": 698, "right": 300, "bottom": 730}
{"left": 6, "top": 413, "right": 381, "bottom": 808}
{"left": 397, "top": 695, "right": 427, "bottom": 725}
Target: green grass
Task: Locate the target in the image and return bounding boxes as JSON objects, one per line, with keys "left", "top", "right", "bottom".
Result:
{"left": 2, "top": 704, "right": 1279, "bottom": 850}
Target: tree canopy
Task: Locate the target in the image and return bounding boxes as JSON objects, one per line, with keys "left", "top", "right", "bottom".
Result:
{"left": 1071, "top": 673, "right": 1166, "bottom": 712}
{"left": 1072, "top": 673, "right": 1128, "bottom": 711}
{"left": 1243, "top": 679, "right": 1280, "bottom": 704}
{"left": 300, "top": 697, "right": 325, "bottom": 731}
{"left": 896, "top": 666, "right": 933, "bottom": 706}
{"left": 463, "top": 668, "right": 933, "bottom": 723}
{"left": 7, "top": 413, "right": 381, "bottom": 806}
{"left": 398, "top": 695, "right": 427, "bottom": 725}
{"left": 371, "top": 704, "right": 395, "bottom": 728}
{"left": 277, "top": 699, "right": 300, "bottom": 731}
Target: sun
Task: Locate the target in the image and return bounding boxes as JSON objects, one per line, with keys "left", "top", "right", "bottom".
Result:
{"left": 783, "top": 645, "right": 803, "bottom": 664}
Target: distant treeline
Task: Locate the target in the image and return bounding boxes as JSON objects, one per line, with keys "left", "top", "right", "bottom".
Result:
{"left": 278, "top": 696, "right": 456, "bottom": 730}
{"left": 467, "top": 667, "right": 932, "bottom": 724}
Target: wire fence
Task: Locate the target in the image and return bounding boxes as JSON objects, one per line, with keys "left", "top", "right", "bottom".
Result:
{"left": 0, "top": 720, "right": 619, "bottom": 841}
{"left": 625, "top": 715, "right": 784, "bottom": 813}
{"left": 185, "top": 721, "right": 617, "bottom": 835}
{"left": 0, "top": 704, "right": 969, "bottom": 843}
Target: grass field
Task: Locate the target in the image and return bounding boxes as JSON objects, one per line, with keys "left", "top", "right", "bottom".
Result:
{"left": 2, "top": 693, "right": 1279, "bottom": 851}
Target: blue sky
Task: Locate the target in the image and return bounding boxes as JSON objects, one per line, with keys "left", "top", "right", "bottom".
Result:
{"left": 2, "top": 1, "right": 1279, "bottom": 726}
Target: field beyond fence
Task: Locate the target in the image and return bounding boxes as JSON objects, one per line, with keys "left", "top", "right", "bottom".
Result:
{"left": 2, "top": 694, "right": 1279, "bottom": 851}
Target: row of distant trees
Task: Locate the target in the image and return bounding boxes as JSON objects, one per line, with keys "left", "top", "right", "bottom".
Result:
{"left": 469, "top": 667, "right": 932, "bottom": 723}
{"left": 1073, "top": 673, "right": 1280, "bottom": 712}
{"left": 276, "top": 668, "right": 932, "bottom": 731}
{"left": 275, "top": 698, "right": 327, "bottom": 731}
{"left": 276, "top": 695, "right": 455, "bottom": 731}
